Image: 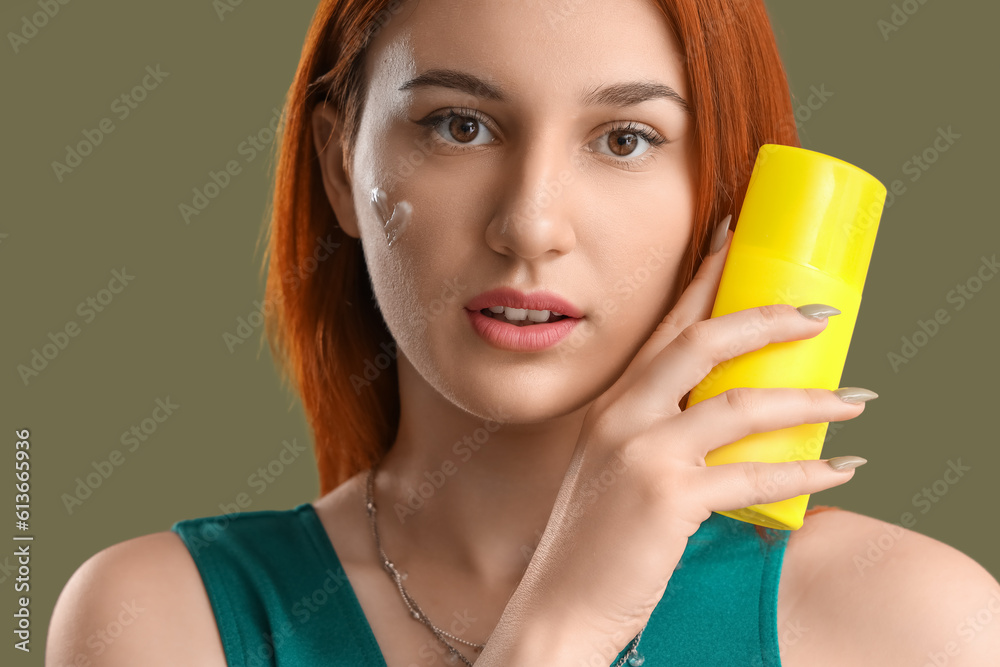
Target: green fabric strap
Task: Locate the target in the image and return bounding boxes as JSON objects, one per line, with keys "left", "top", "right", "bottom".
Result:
{"left": 171, "top": 503, "right": 790, "bottom": 666}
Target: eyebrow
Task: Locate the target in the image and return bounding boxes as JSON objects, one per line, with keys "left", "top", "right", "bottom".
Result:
{"left": 398, "top": 68, "right": 692, "bottom": 115}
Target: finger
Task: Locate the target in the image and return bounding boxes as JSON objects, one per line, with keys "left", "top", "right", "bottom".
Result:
{"left": 626, "top": 303, "right": 831, "bottom": 414}
{"left": 696, "top": 456, "right": 863, "bottom": 514}
{"left": 625, "top": 214, "right": 733, "bottom": 374}
{"left": 661, "top": 386, "right": 867, "bottom": 461}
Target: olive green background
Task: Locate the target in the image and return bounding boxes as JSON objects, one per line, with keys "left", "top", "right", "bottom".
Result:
{"left": 3, "top": 1, "right": 997, "bottom": 663}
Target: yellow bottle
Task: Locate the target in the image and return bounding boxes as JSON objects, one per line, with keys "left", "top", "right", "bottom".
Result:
{"left": 685, "top": 144, "right": 887, "bottom": 531}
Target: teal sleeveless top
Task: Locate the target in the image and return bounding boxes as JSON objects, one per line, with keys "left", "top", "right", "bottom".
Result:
{"left": 171, "top": 503, "right": 790, "bottom": 666}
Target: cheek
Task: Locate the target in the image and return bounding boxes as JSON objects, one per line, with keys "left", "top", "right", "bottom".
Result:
{"left": 593, "top": 242, "right": 687, "bottom": 332}
{"left": 362, "top": 194, "right": 473, "bottom": 337}
{"left": 584, "top": 184, "right": 693, "bottom": 332}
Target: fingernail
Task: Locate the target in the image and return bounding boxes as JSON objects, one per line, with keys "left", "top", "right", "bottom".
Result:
{"left": 827, "top": 455, "right": 868, "bottom": 471}
{"left": 710, "top": 214, "right": 733, "bottom": 255}
{"left": 833, "top": 387, "right": 879, "bottom": 404}
{"left": 796, "top": 304, "right": 842, "bottom": 320}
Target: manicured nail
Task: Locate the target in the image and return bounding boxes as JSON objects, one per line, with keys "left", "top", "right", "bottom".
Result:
{"left": 710, "top": 214, "right": 733, "bottom": 254}
{"left": 833, "top": 387, "right": 879, "bottom": 404}
{"left": 827, "top": 455, "right": 868, "bottom": 471}
{"left": 796, "top": 304, "right": 842, "bottom": 320}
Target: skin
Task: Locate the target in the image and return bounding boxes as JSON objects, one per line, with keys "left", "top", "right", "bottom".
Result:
{"left": 44, "top": 1, "right": 1000, "bottom": 666}
{"left": 314, "top": 0, "right": 696, "bottom": 601}
{"left": 310, "top": 0, "right": 1000, "bottom": 664}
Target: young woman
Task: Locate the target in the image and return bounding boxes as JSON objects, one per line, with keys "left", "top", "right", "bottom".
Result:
{"left": 47, "top": 0, "right": 1000, "bottom": 665}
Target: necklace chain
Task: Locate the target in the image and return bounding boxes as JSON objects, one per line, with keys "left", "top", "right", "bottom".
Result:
{"left": 366, "top": 464, "right": 482, "bottom": 665}
{"left": 365, "top": 464, "right": 647, "bottom": 666}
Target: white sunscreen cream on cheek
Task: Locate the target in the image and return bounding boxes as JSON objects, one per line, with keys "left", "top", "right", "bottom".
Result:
{"left": 370, "top": 187, "right": 412, "bottom": 247}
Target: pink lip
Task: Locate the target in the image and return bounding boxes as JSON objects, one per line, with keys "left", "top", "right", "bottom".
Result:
{"left": 464, "top": 287, "right": 584, "bottom": 352}
{"left": 465, "top": 288, "right": 584, "bottom": 319}
{"left": 465, "top": 309, "right": 582, "bottom": 351}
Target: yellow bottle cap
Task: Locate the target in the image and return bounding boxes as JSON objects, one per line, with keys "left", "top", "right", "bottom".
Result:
{"left": 736, "top": 144, "right": 887, "bottom": 289}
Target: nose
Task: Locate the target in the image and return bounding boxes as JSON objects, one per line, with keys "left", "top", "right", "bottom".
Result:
{"left": 484, "top": 141, "right": 578, "bottom": 261}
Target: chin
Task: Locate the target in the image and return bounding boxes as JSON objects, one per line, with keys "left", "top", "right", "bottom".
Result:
{"left": 441, "top": 370, "right": 599, "bottom": 425}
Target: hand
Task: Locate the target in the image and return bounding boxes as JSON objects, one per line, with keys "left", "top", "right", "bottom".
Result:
{"left": 480, "top": 216, "right": 874, "bottom": 664}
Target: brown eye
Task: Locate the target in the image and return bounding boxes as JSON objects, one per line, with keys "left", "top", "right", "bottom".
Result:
{"left": 607, "top": 129, "right": 640, "bottom": 156}
{"left": 416, "top": 110, "right": 496, "bottom": 147}
{"left": 590, "top": 121, "right": 665, "bottom": 163}
{"left": 447, "top": 116, "right": 480, "bottom": 143}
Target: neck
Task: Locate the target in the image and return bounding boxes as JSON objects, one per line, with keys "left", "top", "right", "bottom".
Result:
{"left": 372, "top": 354, "right": 590, "bottom": 592}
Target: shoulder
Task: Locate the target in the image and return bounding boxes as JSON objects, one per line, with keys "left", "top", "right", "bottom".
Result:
{"left": 779, "top": 507, "right": 1000, "bottom": 666}
{"left": 46, "top": 530, "right": 227, "bottom": 667}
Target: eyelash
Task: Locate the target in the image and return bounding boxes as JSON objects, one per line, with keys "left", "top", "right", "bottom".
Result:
{"left": 414, "top": 107, "right": 669, "bottom": 169}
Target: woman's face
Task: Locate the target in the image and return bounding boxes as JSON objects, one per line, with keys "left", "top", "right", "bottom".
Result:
{"left": 315, "top": 0, "right": 697, "bottom": 423}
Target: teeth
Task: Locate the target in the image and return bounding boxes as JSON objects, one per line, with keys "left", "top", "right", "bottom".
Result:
{"left": 483, "top": 306, "right": 564, "bottom": 323}
{"left": 501, "top": 307, "right": 548, "bottom": 322}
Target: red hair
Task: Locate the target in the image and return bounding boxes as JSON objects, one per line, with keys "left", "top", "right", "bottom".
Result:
{"left": 260, "top": 0, "right": 814, "bottom": 546}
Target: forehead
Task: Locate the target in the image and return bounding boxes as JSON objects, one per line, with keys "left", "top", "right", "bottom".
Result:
{"left": 362, "top": 0, "right": 689, "bottom": 111}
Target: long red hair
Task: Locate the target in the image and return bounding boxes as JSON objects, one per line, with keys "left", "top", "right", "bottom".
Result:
{"left": 259, "top": 0, "right": 833, "bottom": 531}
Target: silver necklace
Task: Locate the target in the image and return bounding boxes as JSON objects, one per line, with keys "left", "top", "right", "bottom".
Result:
{"left": 365, "top": 465, "right": 647, "bottom": 666}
